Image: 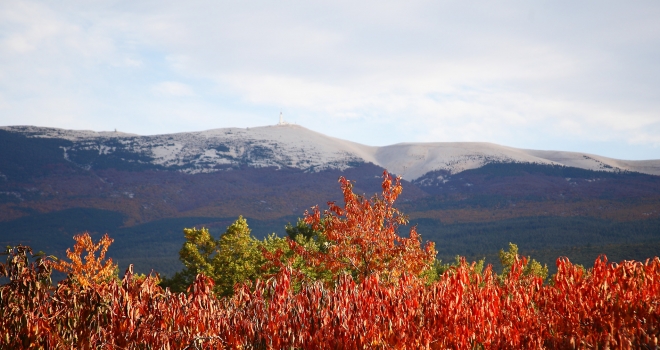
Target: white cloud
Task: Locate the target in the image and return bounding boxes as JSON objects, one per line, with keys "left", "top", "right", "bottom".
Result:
{"left": 0, "top": 0, "right": 659, "bottom": 159}
{"left": 152, "top": 82, "right": 194, "bottom": 97}
{"left": 119, "top": 57, "right": 142, "bottom": 67}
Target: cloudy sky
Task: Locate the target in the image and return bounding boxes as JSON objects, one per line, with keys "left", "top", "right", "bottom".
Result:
{"left": 1, "top": 1, "right": 659, "bottom": 159}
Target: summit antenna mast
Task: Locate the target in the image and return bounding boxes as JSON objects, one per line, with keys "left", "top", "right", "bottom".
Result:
{"left": 278, "top": 111, "right": 287, "bottom": 125}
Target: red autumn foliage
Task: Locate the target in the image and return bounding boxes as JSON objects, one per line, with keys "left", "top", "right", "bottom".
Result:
{"left": 2, "top": 247, "right": 660, "bottom": 348}
{"left": 291, "top": 171, "right": 437, "bottom": 283}
{"left": 1, "top": 173, "right": 659, "bottom": 348}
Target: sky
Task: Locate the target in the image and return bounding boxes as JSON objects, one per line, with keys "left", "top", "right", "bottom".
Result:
{"left": 1, "top": 1, "right": 659, "bottom": 160}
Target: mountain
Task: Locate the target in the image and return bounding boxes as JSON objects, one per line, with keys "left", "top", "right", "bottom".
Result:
{"left": 1, "top": 124, "right": 660, "bottom": 276}
{"left": 3, "top": 124, "right": 659, "bottom": 180}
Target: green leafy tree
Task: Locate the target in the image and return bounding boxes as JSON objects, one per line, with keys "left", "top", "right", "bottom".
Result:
{"left": 285, "top": 218, "right": 329, "bottom": 254}
{"left": 162, "top": 216, "right": 266, "bottom": 297}
{"left": 499, "top": 242, "right": 548, "bottom": 280}
{"left": 285, "top": 218, "right": 319, "bottom": 241}
{"left": 213, "top": 217, "right": 265, "bottom": 296}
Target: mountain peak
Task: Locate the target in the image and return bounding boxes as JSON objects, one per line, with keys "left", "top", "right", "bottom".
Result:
{"left": 2, "top": 125, "right": 660, "bottom": 179}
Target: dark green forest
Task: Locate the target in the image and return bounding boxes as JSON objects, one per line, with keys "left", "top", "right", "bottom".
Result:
{"left": 2, "top": 206, "right": 658, "bottom": 277}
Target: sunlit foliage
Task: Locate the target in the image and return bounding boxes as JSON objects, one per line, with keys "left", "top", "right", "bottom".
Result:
{"left": 499, "top": 242, "right": 549, "bottom": 280}
{"left": 287, "top": 171, "right": 437, "bottom": 284}
{"left": 51, "top": 232, "right": 117, "bottom": 287}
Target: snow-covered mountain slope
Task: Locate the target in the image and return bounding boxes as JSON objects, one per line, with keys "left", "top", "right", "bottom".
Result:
{"left": 374, "top": 143, "right": 660, "bottom": 179}
{"left": 375, "top": 142, "right": 556, "bottom": 180}
{"left": 1, "top": 124, "right": 377, "bottom": 174}
{"left": 3, "top": 124, "right": 660, "bottom": 180}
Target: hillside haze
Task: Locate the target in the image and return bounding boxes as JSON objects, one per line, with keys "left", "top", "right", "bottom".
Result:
{"left": 1, "top": 124, "right": 660, "bottom": 276}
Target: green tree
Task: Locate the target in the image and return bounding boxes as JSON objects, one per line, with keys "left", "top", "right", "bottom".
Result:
{"left": 499, "top": 242, "right": 548, "bottom": 281}
{"left": 285, "top": 218, "right": 319, "bottom": 241}
{"left": 285, "top": 218, "right": 328, "bottom": 253}
{"left": 162, "top": 216, "right": 266, "bottom": 297}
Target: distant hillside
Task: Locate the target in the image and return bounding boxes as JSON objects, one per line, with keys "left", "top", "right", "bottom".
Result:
{"left": 1, "top": 125, "right": 659, "bottom": 276}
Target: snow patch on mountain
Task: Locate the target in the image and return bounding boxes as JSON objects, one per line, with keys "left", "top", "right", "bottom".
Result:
{"left": 2, "top": 125, "right": 660, "bottom": 180}
{"left": 1, "top": 125, "right": 139, "bottom": 140}
{"left": 373, "top": 142, "right": 561, "bottom": 180}
{"left": 1, "top": 124, "right": 376, "bottom": 174}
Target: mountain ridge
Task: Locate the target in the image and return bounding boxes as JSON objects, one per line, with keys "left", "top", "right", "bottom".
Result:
{"left": 2, "top": 124, "right": 659, "bottom": 180}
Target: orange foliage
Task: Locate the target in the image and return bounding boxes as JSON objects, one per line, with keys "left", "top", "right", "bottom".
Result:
{"left": 51, "top": 232, "right": 116, "bottom": 287}
{"left": 292, "top": 171, "right": 437, "bottom": 283}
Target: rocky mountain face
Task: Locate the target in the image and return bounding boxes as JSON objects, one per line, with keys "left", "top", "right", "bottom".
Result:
{"left": 1, "top": 125, "right": 659, "bottom": 277}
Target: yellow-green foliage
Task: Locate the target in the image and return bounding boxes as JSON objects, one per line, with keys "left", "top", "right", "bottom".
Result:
{"left": 172, "top": 216, "right": 325, "bottom": 296}
{"left": 178, "top": 216, "right": 266, "bottom": 296}
{"left": 499, "top": 242, "right": 549, "bottom": 280}
{"left": 215, "top": 217, "right": 265, "bottom": 296}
